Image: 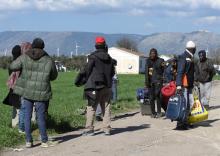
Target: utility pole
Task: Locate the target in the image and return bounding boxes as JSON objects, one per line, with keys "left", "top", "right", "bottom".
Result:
{"left": 57, "top": 48, "right": 60, "bottom": 57}
{"left": 75, "top": 42, "right": 80, "bottom": 56}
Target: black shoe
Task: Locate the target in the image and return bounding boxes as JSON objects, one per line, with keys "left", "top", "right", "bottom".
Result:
{"left": 151, "top": 114, "right": 156, "bottom": 118}
{"left": 96, "top": 116, "right": 103, "bottom": 121}
{"left": 175, "top": 124, "right": 189, "bottom": 130}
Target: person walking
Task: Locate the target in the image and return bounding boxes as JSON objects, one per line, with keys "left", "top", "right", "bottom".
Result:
{"left": 195, "top": 50, "right": 216, "bottom": 110}
{"left": 10, "top": 38, "right": 58, "bottom": 148}
{"left": 176, "top": 41, "right": 196, "bottom": 130}
{"left": 145, "top": 48, "right": 165, "bottom": 118}
{"left": 83, "top": 36, "right": 115, "bottom": 136}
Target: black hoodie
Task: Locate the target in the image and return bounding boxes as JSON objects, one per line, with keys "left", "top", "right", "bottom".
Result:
{"left": 84, "top": 49, "right": 115, "bottom": 90}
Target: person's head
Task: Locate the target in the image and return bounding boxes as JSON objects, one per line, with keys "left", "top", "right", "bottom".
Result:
{"left": 149, "top": 48, "right": 158, "bottom": 60}
{"left": 186, "top": 41, "right": 196, "bottom": 55}
{"left": 32, "top": 38, "right": 45, "bottom": 49}
{"left": 95, "top": 36, "right": 108, "bottom": 51}
{"left": 21, "top": 42, "right": 32, "bottom": 54}
{"left": 12, "top": 45, "right": 21, "bottom": 60}
{"left": 198, "top": 50, "right": 207, "bottom": 62}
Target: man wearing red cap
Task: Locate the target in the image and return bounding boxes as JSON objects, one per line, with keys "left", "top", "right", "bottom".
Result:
{"left": 83, "top": 36, "right": 115, "bottom": 136}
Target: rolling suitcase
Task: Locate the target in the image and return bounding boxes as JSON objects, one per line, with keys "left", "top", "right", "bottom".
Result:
{"left": 166, "top": 94, "right": 187, "bottom": 122}
{"left": 136, "top": 88, "right": 151, "bottom": 116}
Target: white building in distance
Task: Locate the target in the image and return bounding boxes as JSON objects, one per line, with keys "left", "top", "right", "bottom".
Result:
{"left": 108, "top": 47, "right": 147, "bottom": 74}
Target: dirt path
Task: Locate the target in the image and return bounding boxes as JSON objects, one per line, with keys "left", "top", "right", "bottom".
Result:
{"left": 3, "top": 81, "right": 220, "bottom": 156}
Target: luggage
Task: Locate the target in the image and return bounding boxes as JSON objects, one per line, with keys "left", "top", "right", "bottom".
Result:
{"left": 136, "top": 88, "right": 151, "bottom": 115}
{"left": 188, "top": 99, "right": 208, "bottom": 124}
{"left": 166, "top": 94, "right": 187, "bottom": 122}
{"left": 136, "top": 88, "right": 149, "bottom": 102}
{"left": 161, "top": 81, "right": 176, "bottom": 111}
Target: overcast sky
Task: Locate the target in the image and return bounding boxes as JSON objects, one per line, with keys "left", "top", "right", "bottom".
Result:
{"left": 1, "top": 0, "right": 220, "bottom": 34}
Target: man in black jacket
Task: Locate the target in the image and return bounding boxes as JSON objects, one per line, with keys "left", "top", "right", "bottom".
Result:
{"left": 176, "top": 41, "right": 196, "bottom": 130}
{"left": 145, "top": 48, "right": 165, "bottom": 118}
{"left": 195, "top": 50, "right": 216, "bottom": 109}
{"left": 83, "top": 36, "right": 115, "bottom": 136}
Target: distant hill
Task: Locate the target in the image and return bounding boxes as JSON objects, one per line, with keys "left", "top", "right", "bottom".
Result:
{"left": 0, "top": 31, "right": 220, "bottom": 56}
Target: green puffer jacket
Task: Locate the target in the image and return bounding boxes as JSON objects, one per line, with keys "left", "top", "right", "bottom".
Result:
{"left": 10, "top": 48, "right": 58, "bottom": 101}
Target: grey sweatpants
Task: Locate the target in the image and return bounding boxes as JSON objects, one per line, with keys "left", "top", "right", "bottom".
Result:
{"left": 200, "top": 82, "right": 212, "bottom": 106}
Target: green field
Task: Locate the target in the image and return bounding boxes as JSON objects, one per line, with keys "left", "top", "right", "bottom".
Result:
{"left": 0, "top": 70, "right": 144, "bottom": 149}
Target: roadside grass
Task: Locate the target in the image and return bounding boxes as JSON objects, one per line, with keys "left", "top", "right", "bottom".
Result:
{"left": 0, "top": 69, "right": 144, "bottom": 149}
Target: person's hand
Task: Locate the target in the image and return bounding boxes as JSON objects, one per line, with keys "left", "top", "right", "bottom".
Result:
{"left": 176, "top": 86, "right": 182, "bottom": 94}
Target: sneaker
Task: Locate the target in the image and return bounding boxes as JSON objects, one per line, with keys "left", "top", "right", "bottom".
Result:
{"left": 82, "top": 130, "right": 95, "bottom": 136}
{"left": 104, "top": 131, "right": 111, "bottom": 136}
{"left": 26, "top": 142, "right": 33, "bottom": 148}
{"left": 41, "top": 141, "right": 58, "bottom": 148}
{"left": 156, "top": 113, "right": 162, "bottom": 118}
{"left": 18, "top": 129, "right": 25, "bottom": 134}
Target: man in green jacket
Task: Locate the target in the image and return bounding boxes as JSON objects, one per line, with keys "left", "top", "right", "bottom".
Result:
{"left": 10, "top": 38, "right": 58, "bottom": 148}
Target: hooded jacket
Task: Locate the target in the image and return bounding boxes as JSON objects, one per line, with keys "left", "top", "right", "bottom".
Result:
{"left": 195, "top": 58, "right": 216, "bottom": 83}
{"left": 10, "top": 48, "right": 58, "bottom": 101}
{"left": 84, "top": 49, "right": 115, "bottom": 90}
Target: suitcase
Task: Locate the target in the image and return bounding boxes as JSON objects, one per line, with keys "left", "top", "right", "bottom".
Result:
{"left": 140, "top": 99, "right": 152, "bottom": 115}
{"left": 166, "top": 94, "right": 187, "bottom": 122}
{"left": 136, "top": 88, "right": 151, "bottom": 116}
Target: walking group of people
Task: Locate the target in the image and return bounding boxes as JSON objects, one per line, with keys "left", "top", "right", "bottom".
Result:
{"left": 145, "top": 41, "right": 216, "bottom": 130}
{"left": 2, "top": 36, "right": 216, "bottom": 149}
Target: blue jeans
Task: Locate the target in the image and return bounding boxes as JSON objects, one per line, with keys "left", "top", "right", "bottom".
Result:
{"left": 19, "top": 102, "right": 25, "bottom": 131}
{"left": 23, "top": 98, "right": 48, "bottom": 143}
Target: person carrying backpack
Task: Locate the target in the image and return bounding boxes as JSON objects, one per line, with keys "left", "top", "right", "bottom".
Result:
{"left": 176, "top": 41, "right": 196, "bottom": 130}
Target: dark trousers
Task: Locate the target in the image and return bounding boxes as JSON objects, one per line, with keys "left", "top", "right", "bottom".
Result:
{"left": 149, "top": 83, "right": 162, "bottom": 115}
{"left": 23, "top": 98, "right": 48, "bottom": 143}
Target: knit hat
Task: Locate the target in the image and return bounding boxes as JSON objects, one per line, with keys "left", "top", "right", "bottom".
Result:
{"left": 12, "top": 45, "right": 21, "bottom": 60}
{"left": 32, "top": 38, "right": 45, "bottom": 49}
{"left": 186, "top": 41, "right": 196, "bottom": 49}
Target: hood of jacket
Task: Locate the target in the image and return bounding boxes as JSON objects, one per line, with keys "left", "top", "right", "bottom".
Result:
{"left": 92, "top": 49, "right": 111, "bottom": 62}
{"left": 26, "top": 48, "right": 48, "bottom": 60}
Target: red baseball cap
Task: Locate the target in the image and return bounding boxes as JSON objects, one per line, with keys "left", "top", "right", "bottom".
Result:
{"left": 95, "top": 36, "right": 106, "bottom": 44}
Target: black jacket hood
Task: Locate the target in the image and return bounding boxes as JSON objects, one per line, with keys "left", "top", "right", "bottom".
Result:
{"left": 92, "top": 49, "right": 111, "bottom": 62}
{"left": 26, "top": 48, "right": 48, "bottom": 60}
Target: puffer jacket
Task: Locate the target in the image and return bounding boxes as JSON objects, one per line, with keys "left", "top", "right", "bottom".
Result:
{"left": 10, "top": 48, "right": 58, "bottom": 101}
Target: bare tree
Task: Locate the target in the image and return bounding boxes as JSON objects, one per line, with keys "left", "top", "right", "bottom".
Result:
{"left": 116, "top": 37, "right": 138, "bottom": 52}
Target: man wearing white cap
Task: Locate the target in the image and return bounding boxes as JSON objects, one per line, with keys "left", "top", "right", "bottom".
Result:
{"left": 175, "top": 41, "right": 196, "bottom": 130}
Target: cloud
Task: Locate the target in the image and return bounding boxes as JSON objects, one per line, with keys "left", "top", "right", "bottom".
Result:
{"left": 0, "top": 0, "right": 30, "bottom": 10}
{"left": 1, "top": 0, "right": 220, "bottom": 17}
{"left": 144, "top": 22, "right": 154, "bottom": 29}
{"left": 195, "top": 16, "right": 220, "bottom": 25}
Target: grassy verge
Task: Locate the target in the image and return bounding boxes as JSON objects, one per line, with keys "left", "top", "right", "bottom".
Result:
{"left": 0, "top": 70, "right": 144, "bottom": 149}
